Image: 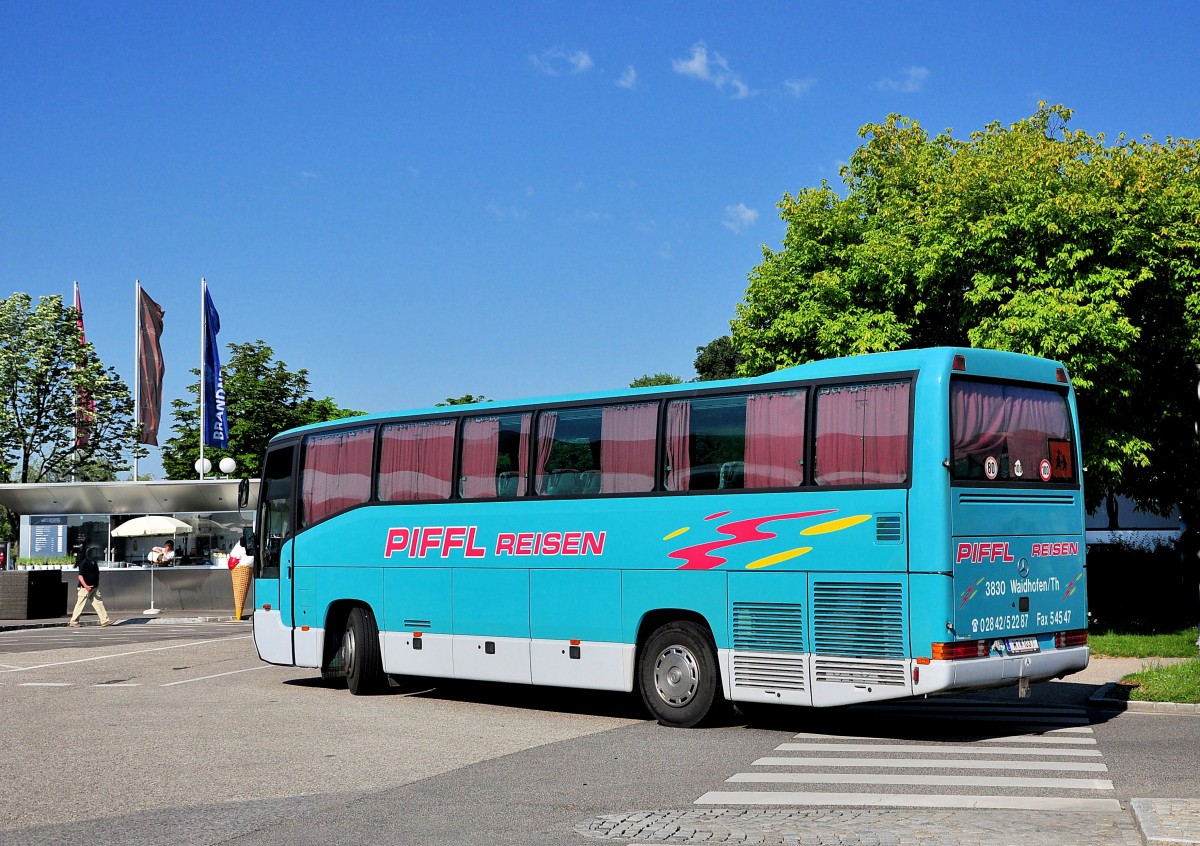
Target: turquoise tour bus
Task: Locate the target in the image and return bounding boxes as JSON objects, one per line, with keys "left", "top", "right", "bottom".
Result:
{"left": 251, "top": 347, "right": 1089, "bottom": 726}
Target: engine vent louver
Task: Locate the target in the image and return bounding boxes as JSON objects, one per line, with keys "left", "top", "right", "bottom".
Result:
{"left": 732, "top": 602, "right": 804, "bottom": 652}
{"left": 733, "top": 654, "right": 806, "bottom": 691}
{"left": 875, "top": 513, "right": 903, "bottom": 544}
{"left": 812, "top": 582, "right": 904, "bottom": 659}
{"left": 958, "top": 493, "right": 1076, "bottom": 506}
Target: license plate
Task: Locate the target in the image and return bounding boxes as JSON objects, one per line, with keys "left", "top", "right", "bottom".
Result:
{"left": 1005, "top": 637, "right": 1040, "bottom": 655}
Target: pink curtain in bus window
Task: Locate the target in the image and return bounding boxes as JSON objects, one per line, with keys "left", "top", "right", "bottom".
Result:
{"left": 1005, "top": 387, "right": 1069, "bottom": 472}
{"left": 600, "top": 402, "right": 657, "bottom": 493}
{"left": 951, "top": 382, "right": 1010, "bottom": 459}
{"left": 815, "top": 382, "right": 910, "bottom": 485}
{"left": 378, "top": 420, "right": 455, "bottom": 501}
{"left": 535, "top": 411, "right": 558, "bottom": 493}
{"left": 744, "top": 391, "right": 806, "bottom": 488}
{"left": 516, "top": 413, "right": 531, "bottom": 496}
{"left": 301, "top": 428, "right": 374, "bottom": 526}
{"left": 461, "top": 417, "right": 500, "bottom": 499}
{"left": 952, "top": 383, "right": 1069, "bottom": 475}
{"left": 665, "top": 401, "right": 691, "bottom": 491}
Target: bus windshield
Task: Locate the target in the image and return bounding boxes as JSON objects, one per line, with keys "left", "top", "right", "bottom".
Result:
{"left": 950, "top": 379, "right": 1076, "bottom": 484}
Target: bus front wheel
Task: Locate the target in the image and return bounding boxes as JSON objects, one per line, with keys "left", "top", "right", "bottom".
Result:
{"left": 343, "top": 607, "right": 386, "bottom": 695}
{"left": 638, "top": 621, "right": 718, "bottom": 727}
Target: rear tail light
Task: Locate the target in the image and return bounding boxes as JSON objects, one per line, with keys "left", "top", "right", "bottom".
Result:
{"left": 952, "top": 354, "right": 967, "bottom": 372}
{"left": 1055, "top": 630, "right": 1088, "bottom": 648}
{"left": 1056, "top": 367, "right": 1069, "bottom": 383}
{"left": 931, "top": 639, "right": 989, "bottom": 660}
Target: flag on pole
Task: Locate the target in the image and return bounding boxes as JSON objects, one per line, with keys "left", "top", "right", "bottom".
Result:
{"left": 202, "top": 286, "right": 229, "bottom": 449}
{"left": 137, "top": 287, "right": 165, "bottom": 446}
{"left": 73, "top": 282, "right": 95, "bottom": 447}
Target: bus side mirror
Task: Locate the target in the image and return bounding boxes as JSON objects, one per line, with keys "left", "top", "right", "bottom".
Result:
{"left": 238, "top": 477, "right": 250, "bottom": 509}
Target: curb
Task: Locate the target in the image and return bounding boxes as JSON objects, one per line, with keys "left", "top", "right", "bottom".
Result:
{"left": 1089, "top": 682, "right": 1200, "bottom": 715}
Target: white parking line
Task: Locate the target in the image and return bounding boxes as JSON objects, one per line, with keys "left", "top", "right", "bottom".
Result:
{"left": 0, "top": 636, "right": 253, "bottom": 673}
{"left": 161, "top": 665, "right": 271, "bottom": 686}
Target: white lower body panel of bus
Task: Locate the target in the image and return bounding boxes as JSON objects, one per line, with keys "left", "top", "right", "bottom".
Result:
{"left": 256, "top": 614, "right": 1090, "bottom": 707}
{"left": 720, "top": 646, "right": 1091, "bottom": 708}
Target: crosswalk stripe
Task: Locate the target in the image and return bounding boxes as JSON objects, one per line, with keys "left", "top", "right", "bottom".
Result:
{"left": 753, "top": 756, "right": 1108, "bottom": 771}
{"left": 775, "top": 742, "right": 1101, "bottom": 756}
{"left": 695, "top": 792, "right": 1123, "bottom": 812}
{"left": 727, "top": 772, "right": 1113, "bottom": 790}
{"left": 791, "top": 726, "right": 1093, "bottom": 741}
{"left": 978, "top": 735, "right": 1095, "bottom": 745}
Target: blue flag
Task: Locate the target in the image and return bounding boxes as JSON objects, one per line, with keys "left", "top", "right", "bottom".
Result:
{"left": 203, "top": 287, "right": 229, "bottom": 448}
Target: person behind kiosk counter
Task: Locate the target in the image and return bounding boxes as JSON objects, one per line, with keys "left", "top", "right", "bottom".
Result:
{"left": 69, "top": 548, "right": 114, "bottom": 628}
{"left": 227, "top": 538, "right": 254, "bottom": 621}
{"left": 148, "top": 540, "right": 175, "bottom": 565}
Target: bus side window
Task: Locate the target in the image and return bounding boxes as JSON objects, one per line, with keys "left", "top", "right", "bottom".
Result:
{"left": 461, "top": 413, "right": 531, "bottom": 499}
{"left": 378, "top": 419, "right": 456, "bottom": 502}
{"left": 814, "top": 381, "right": 911, "bottom": 486}
{"left": 257, "top": 445, "right": 295, "bottom": 580}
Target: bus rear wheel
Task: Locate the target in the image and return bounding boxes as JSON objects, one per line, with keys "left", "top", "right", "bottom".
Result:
{"left": 638, "top": 621, "right": 718, "bottom": 727}
{"left": 343, "top": 607, "right": 386, "bottom": 695}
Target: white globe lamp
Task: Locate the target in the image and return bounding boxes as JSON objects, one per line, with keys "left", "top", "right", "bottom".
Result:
{"left": 195, "top": 458, "right": 212, "bottom": 476}
{"left": 218, "top": 457, "right": 237, "bottom": 475}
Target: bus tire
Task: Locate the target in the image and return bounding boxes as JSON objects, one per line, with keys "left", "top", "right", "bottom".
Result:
{"left": 344, "top": 607, "right": 385, "bottom": 695}
{"left": 638, "top": 621, "right": 718, "bottom": 728}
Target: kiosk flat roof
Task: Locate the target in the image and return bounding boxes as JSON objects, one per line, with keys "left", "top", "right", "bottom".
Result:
{"left": 0, "top": 480, "right": 259, "bottom": 516}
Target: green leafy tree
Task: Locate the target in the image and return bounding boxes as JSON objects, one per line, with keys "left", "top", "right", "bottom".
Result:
{"left": 630, "top": 373, "right": 683, "bottom": 388}
{"left": 161, "top": 340, "right": 362, "bottom": 479}
{"left": 732, "top": 104, "right": 1200, "bottom": 519}
{"left": 437, "top": 394, "right": 491, "bottom": 406}
{"left": 0, "top": 293, "right": 135, "bottom": 483}
{"left": 694, "top": 336, "right": 745, "bottom": 381}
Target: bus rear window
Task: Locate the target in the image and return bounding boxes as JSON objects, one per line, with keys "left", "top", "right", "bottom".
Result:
{"left": 950, "top": 380, "right": 1075, "bottom": 483}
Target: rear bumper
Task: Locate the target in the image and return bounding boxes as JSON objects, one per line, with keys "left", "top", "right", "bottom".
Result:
{"left": 915, "top": 645, "right": 1090, "bottom": 694}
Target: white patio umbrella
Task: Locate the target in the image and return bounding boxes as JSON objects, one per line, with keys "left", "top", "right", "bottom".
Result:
{"left": 111, "top": 515, "right": 192, "bottom": 614}
{"left": 111, "top": 515, "right": 193, "bottom": 537}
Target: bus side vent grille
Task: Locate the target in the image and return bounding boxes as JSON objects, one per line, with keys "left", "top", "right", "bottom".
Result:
{"left": 733, "top": 653, "right": 806, "bottom": 691}
{"left": 811, "top": 583, "right": 904, "bottom": 659}
{"left": 732, "top": 603, "right": 804, "bottom": 652}
{"left": 403, "top": 619, "right": 432, "bottom": 629}
{"left": 875, "top": 514, "right": 903, "bottom": 544}
{"left": 958, "top": 493, "right": 1076, "bottom": 506}
{"left": 813, "top": 657, "right": 907, "bottom": 686}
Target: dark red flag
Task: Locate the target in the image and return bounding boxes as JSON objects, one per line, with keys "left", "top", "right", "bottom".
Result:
{"left": 137, "top": 287, "right": 165, "bottom": 446}
{"left": 74, "top": 282, "right": 95, "bottom": 447}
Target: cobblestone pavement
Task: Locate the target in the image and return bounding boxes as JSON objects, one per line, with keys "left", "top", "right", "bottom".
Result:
{"left": 576, "top": 807, "right": 1144, "bottom": 845}
{"left": 1132, "top": 799, "right": 1200, "bottom": 846}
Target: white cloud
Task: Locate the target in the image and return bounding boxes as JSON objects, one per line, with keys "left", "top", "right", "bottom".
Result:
{"left": 784, "top": 76, "right": 817, "bottom": 97}
{"left": 530, "top": 47, "right": 594, "bottom": 76}
{"left": 672, "top": 42, "right": 752, "bottom": 99}
{"left": 723, "top": 203, "right": 759, "bottom": 233}
{"left": 406, "top": 165, "right": 421, "bottom": 178}
{"left": 486, "top": 201, "right": 528, "bottom": 221}
{"left": 872, "top": 66, "right": 930, "bottom": 93}
{"left": 616, "top": 65, "right": 637, "bottom": 89}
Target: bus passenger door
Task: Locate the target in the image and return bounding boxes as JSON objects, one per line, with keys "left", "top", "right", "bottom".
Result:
{"left": 253, "top": 443, "right": 297, "bottom": 666}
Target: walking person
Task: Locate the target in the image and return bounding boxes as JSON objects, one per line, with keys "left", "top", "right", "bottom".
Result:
{"left": 69, "top": 548, "right": 114, "bottom": 628}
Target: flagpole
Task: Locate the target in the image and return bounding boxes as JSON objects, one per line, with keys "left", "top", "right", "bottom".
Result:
{"left": 133, "top": 280, "right": 141, "bottom": 481}
{"left": 199, "top": 278, "right": 206, "bottom": 480}
{"left": 72, "top": 281, "right": 79, "bottom": 482}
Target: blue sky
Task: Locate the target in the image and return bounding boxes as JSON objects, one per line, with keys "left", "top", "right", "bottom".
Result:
{"left": 3, "top": 2, "right": 1199, "bottom": 478}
